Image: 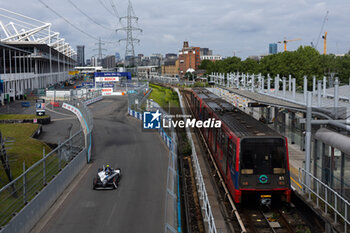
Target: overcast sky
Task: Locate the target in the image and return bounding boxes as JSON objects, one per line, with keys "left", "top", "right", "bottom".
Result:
{"left": 1, "top": 0, "right": 349, "bottom": 60}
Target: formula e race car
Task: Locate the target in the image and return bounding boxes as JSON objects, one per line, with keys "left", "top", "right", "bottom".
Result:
{"left": 93, "top": 165, "right": 121, "bottom": 190}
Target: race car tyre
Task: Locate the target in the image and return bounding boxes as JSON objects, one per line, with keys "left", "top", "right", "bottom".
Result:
{"left": 112, "top": 177, "right": 117, "bottom": 189}
{"left": 93, "top": 177, "right": 98, "bottom": 189}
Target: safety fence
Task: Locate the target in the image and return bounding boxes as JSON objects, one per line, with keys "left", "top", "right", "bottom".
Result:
{"left": 175, "top": 88, "right": 217, "bottom": 233}
{"left": 299, "top": 168, "right": 350, "bottom": 232}
{"left": 142, "top": 75, "right": 195, "bottom": 87}
{"left": 0, "top": 129, "right": 84, "bottom": 228}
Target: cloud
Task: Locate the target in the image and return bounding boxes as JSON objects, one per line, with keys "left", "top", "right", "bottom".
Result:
{"left": 0, "top": 0, "right": 349, "bottom": 59}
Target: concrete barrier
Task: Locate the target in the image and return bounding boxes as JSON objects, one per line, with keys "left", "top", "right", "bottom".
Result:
{"left": 0, "top": 148, "right": 87, "bottom": 233}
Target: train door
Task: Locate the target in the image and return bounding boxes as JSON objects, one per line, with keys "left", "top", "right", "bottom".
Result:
{"left": 217, "top": 129, "right": 226, "bottom": 175}
{"left": 227, "top": 139, "right": 237, "bottom": 190}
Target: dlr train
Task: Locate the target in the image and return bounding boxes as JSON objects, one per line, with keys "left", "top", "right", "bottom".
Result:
{"left": 189, "top": 88, "right": 291, "bottom": 203}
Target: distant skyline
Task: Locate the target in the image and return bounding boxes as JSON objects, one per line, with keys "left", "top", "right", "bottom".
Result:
{"left": 1, "top": 0, "right": 350, "bottom": 60}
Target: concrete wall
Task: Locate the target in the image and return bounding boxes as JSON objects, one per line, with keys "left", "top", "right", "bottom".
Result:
{"left": 0, "top": 148, "right": 87, "bottom": 233}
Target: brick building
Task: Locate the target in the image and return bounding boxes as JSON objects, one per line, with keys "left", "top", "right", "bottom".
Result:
{"left": 161, "top": 59, "right": 179, "bottom": 77}
{"left": 178, "top": 41, "right": 200, "bottom": 78}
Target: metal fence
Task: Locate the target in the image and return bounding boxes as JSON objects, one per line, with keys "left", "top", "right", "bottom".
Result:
{"left": 142, "top": 75, "right": 195, "bottom": 86}
{"left": 299, "top": 167, "right": 350, "bottom": 232}
{"left": 175, "top": 88, "right": 218, "bottom": 233}
{"left": 0, "top": 129, "right": 84, "bottom": 227}
{"left": 0, "top": 87, "right": 99, "bottom": 228}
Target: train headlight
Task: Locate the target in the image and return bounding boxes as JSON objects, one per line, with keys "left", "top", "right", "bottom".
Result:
{"left": 242, "top": 181, "right": 249, "bottom": 186}
{"left": 279, "top": 176, "right": 285, "bottom": 181}
{"left": 278, "top": 181, "right": 285, "bottom": 185}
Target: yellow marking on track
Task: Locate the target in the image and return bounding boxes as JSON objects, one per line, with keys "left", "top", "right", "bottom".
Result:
{"left": 290, "top": 176, "right": 302, "bottom": 189}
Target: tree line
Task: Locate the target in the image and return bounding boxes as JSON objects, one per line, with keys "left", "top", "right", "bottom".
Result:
{"left": 199, "top": 46, "right": 350, "bottom": 87}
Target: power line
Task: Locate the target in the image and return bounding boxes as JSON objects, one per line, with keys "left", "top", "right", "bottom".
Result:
{"left": 97, "top": 0, "right": 115, "bottom": 17}
{"left": 108, "top": 0, "right": 120, "bottom": 19}
{"left": 38, "top": 0, "right": 115, "bottom": 44}
{"left": 67, "top": 0, "right": 114, "bottom": 31}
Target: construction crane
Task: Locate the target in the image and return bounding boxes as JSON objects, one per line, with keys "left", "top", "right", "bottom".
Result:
{"left": 322, "top": 31, "right": 328, "bottom": 55}
{"left": 278, "top": 38, "right": 302, "bottom": 52}
{"left": 311, "top": 11, "right": 329, "bottom": 49}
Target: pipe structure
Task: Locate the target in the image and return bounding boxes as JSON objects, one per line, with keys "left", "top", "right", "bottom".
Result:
{"left": 305, "top": 91, "right": 312, "bottom": 188}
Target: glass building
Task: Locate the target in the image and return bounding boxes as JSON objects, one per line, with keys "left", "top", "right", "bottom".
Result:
{"left": 269, "top": 43, "right": 278, "bottom": 54}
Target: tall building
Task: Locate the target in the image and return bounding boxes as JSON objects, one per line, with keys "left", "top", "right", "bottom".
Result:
{"left": 77, "top": 45, "right": 85, "bottom": 66}
{"left": 91, "top": 56, "right": 98, "bottom": 66}
{"left": 200, "top": 48, "right": 212, "bottom": 56}
{"left": 269, "top": 43, "right": 278, "bottom": 54}
{"left": 115, "top": 52, "right": 121, "bottom": 62}
{"left": 178, "top": 41, "right": 200, "bottom": 78}
{"left": 102, "top": 55, "right": 116, "bottom": 68}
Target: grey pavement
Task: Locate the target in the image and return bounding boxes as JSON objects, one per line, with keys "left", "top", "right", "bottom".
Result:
{"left": 35, "top": 96, "right": 169, "bottom": 233}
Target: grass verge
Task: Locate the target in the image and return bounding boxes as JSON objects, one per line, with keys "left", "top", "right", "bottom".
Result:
{"left": 0, "top": 124, "right": 52, "bottom": 185}
{"left": 149, "top": 83, "right": 180, "bottom": 109}
{"left": 0, "top": 114, "right": 47, "bottom": 120}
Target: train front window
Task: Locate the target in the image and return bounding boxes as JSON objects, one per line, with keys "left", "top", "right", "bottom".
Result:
{"left": 240, "top": 138, "right": 286, "bottom": 175}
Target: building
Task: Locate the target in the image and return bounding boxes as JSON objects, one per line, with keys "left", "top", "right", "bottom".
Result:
{"left": 200, "top": 48, "right": 212, "bottom": 56}
{"left": 86, "top": 59, "right": 91, "bottom": 66}
{"left": 137, "top": 66, "right": 160, "bottom": 79}
{"left": 165, "top": 53, "right": 177, "bottom": 59}
{"left": 77, "top": 45, "right": 85, "bottom": 66}
{"left": 91, "top": 56, "right": 98, "bottom": 67}
{"left": 200, "top": 55, "right": 222, "bottom": 62}
{"left": 269, "top": 43, "right": 278, "bottom": 54}
{"left": 161, "top": 59, "right": 179, "bottom": 77}
{"left": 149, "top": 54, "right": 162, "bottom": 67}
{"left": 115, "top": 52, "right": 121, "bottom": 62}
{"left": 102, "top": 55, "right": 116, "bottom": 69}
{"left": 178, "top": 41, "right": 200, "bottom": 78}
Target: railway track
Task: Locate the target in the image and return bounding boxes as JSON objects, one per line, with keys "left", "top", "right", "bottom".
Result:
{"left": 181, "top": 89, "right": 323, "bottom": 233}
{"left": 240, "top": 206, "right": 298, "bottom": 233}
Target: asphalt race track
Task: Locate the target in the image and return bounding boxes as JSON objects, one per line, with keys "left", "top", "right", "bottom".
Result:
{"left": 38, "top": 96, "right": 169, "bottom": 233}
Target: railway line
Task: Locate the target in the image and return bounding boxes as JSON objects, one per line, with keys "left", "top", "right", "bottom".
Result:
{"left": 181, "top": 88, "right": 324, "bottom": 233}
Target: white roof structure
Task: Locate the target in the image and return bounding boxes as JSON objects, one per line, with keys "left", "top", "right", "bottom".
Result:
{"left": 0, "top": 8, "right": 76, "bottom": 58}
{"left": 186, "top": 68, "right": 195, "bottom": 73}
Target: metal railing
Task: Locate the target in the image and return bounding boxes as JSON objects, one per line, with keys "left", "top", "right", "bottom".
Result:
{"left": 299, "top": 167, "right": 350, "bottom": 232}
{"left": 175, "top": 88, "right": 218, "bottom": 233}
{"left": 0, "top": 87, "right": 98, "bottom": 227}
{"left": 142, "top": 75, "right": 195, "bottom": 86}
{"left": 0, "top": 129, "right": 84, "bottom": 227}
